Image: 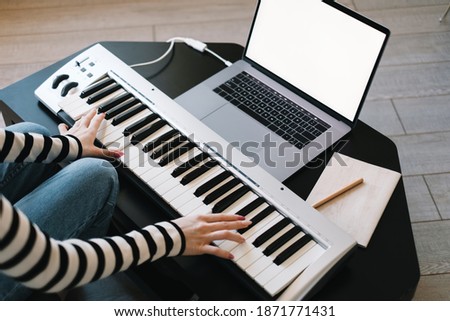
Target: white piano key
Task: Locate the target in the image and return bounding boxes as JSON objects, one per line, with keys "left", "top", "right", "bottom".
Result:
{"left": 207, "top": 183, "right": 243, "bottom": 204}
{"left": 237, "top": 223, "right": 294, "bottom": 270}
{"left": 60, "top": 96, "right": 86, "bottom": 114}
{"left": 154, "top": 178, "right": 181, "bottom": 196}
{"left": 105, "top": 132, "right": 132, "bottom": 151}
{"left": 131, "top": 124, "right": 174, "bottom": 149}
{"left": 219, "top": 210, "right": 280, "bottom": 253}
{"left": 230, "top": 212, "right": 280, "bottom": 260}
{"left": 212, "top": 193, "right": 260, "bottom": 247}
{"left": 146, "top": 156, "right": 193, "bottom": 189}
{"left": 220, "top": 204, "right": 281, "bottom": 254}
{"left": 169, "top": 167, "right": 222, "bottom": 209}
{"left": 158, "top": 147, "right": 203, "bottom": 176}
{"left": 254, "top": 233, "right": 312, "bottom": 285}
{"left": 97, "top": 109, "right": 152, "bottom": 141}
{"left": 222, "top": 192, "right": 258, "bottom": 214}
{"left": 147, "top": 170, "right": 173, "bottom": 189}
{"left": 97, "top": 105, "right": 149, "bottom": 136}
{"left": 193, "top": 175, "right": 235, "bottom": 204}
{"left": 236, "top": 247, "right": 265, "bottom": 269}
{"left": 157, "top": 151, "right": 201, "bottom": 175}
{"left": 58, "top": 94, "right": 81, "bottom": 109}
{"left": 133, "top": 155, "right": 158, "bottom": 175}
{"left": 179, "top": 174, "right": 242, "bottom": 215}
{"left": 162, "top": 167, "right": 220, "bottom": 203}
{"left": 132, "top": 156, "right": 160, "bottom": 177}
{"left": 98, "top": 118, "right": 112, "bottom": 133}
{"left": 102, "top": 113, "right": 162, "bottom": 145}
{"left": 155, "top": 162, "right": 210, "bottom": 199}
{"left": 139, "top": 160, "right": 170, "bottom": 182}
{"left": 120, "top": 145, "right": 143, "bottom": 168}
{"left": 247, "top": 254, "right": 274, "bottom": 278}
{"left": 263, "top": 243, "right": 325, "bottom": 296}
{"left": 185, "top": 203, "right": 211, "bottom": 216}
{"left": 89, "top": 88, "right": 127, "bottom": 111}
{"left": 187, "top": 182, "right": 245, "bottom": 217}
{"left": 178, "top": 197, "right": 206, "bottom": 216}
{"left": 67, "top": 88, "right": 127, "bottom": 119}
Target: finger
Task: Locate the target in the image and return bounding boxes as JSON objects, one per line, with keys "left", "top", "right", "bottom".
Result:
{"left": 80, "top": 108, "right": 97, "bottom": 127}
{"left": 100, "top": 147, "right": 124, "bottom": 159}
{"left": 204, "top": 219, "right": 251, "bottom": 232}
{"left": 202, "top": 213, "right": 246, "bottom": 223}
{"left": 89, "top": 112, "right": 106, "bottom": 131}
{"left": 201, "top": 244, "right": 235, "bottom": 260}
{"left": 207, "top": 230, "right": 246, "bottom": 244}
{"left": 58, "top": 123, "right": 69, "bottom": 135}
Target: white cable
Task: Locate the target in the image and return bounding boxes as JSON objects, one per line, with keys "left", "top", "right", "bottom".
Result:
{"left": 205, "top": 47, "right": 232, "bottom": 67}
{"left": 129, "top": 37, "right": 182, "bottom": 68}
{"left": 129, "top": 37, "right": 232, "bottom": 68}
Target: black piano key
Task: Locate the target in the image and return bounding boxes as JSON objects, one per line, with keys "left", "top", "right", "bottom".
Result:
{"left": 87, "top": 83, "right": 122, "bottom": 104}
{"left": 263, "top": 226, "right": 302, "bottom": 256}
{"left": 212, "top": 185, "right": 251, "bottom": 213}
{"left": 149, "top": 135, "right": 187, "bottom": 159}
{"left": 273, "top": 234, "right": 313, "bottom": 265}
{"left": 171, "top": 152, "right": 209, "bottom": 178}
{"left": 158, "top": 142, "right": 195, "bottom": 167}
{"left": 131, "top": 119, "right": 167, "bottom": 144}
{"left": 111, "top": 103, "right": 147, "bottom": 126}
{"left": 236, "top": 197, "right": 266, "bottom": 216}
{"left": 203, "top": 178, "right": 240, "bottom": 205}
{"left": 98, "top": 92, "right": 133, "bottom": 113}
{"left": 237, "top": 205, "right": 275, "bottom": 234}
{"left": 105, "top": 98, "right": 140, "bottom": 120}
{"left": 143, "top": 129, "right": 179, "bottom": 153}
{"left": 252, "top": 217, "right": 290, "bottom": 247}
{"left": 123, "top": 113, "right": 159, "bottom": 136}
{"left": 80, "top": 77, "right": 114, "bottom": 98}
{"left": 194, "top": 171, "right": 232, "bottom": 197}
{"left": 180, "top": 159, "right": 218, "bottom": 185}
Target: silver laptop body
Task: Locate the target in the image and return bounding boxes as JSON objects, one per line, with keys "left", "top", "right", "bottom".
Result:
{"left": 176, "top": 0, "right": 389, "bottom": 181}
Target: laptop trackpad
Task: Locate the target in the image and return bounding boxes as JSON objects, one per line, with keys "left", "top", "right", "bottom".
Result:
{"left": 176, "top": 84, "right": 227, "bottom": 120}
{"left": 202, "top": 102, "right": 268, "bottom": 146}
{"left": 202, "top": 103, "right": 299, "bottom": 179}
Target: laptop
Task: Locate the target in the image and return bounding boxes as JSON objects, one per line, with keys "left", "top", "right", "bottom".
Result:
{"left": 175, "top": 0, "right": 390, "bottom": 181}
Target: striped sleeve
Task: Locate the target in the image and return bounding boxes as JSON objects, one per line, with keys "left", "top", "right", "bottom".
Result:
{"left": 0, "top": 129, "right": 82, "bottom": 163}
{"left": 0, "top": 195, "right": 185, "bottom": 293}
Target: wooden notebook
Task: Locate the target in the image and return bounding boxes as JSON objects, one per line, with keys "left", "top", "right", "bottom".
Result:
{"left": 306, "top": 153, "right": 401, "bottom": 248}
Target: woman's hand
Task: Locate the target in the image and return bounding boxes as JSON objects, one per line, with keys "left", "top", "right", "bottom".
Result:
{"left": 172, "top": 213, "right": 252, "bottom": 260}
{"left": 58, "top": 109, "right": 123, "bottom": 159}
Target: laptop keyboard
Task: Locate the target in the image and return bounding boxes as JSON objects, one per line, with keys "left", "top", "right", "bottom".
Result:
{"left": 213, "top": 71, "right": 330, "bottom": 149}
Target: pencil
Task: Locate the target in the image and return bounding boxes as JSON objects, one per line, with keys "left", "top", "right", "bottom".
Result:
{"left": 312, "top": 178, "right": 364, "bottom": 209}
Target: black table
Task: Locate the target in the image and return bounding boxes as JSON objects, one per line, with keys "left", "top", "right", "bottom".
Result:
{"left": 0, "top": 41, "right": 420, "bottom": 300}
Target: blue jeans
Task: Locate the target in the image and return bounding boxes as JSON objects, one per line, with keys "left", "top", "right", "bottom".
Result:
{"left": 0, "top": 122, "right": 119, "bottom": 300}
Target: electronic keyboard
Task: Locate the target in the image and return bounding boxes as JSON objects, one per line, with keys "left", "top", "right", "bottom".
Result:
{"left": 35, "top": 43, "right": 356, "bottom": 300}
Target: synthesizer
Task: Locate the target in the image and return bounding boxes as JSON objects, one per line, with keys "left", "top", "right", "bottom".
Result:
{"left": 35, "top": 43, "right": 356, "bottom": 300}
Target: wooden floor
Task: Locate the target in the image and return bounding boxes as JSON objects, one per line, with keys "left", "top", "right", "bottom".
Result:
{"left": 1, "top": 0, "right": 449, "bottom": 300}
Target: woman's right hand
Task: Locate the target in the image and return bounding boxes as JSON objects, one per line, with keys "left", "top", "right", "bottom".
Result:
{"left": 172, "top": 213, "right": 252, "bottom": 260}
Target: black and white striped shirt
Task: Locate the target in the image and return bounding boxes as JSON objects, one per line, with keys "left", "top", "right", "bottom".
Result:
{"left": 0, "top": 129, "right": 185, "bottom": 293}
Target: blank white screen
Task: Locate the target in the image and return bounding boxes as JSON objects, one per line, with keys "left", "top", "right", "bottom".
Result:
{"left": 245, "top": 0, "right": 386, "bottom": 121}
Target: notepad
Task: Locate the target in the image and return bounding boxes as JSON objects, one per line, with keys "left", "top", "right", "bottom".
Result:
{"left": 306, "top": 153, "right": 401, "bottom": 248}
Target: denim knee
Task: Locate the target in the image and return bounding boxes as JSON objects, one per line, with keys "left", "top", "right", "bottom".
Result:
{"left": 70, "top": 158, "right": 119, "bottom": 203}
{"left": 6, "top": 122, "right": 51, "bottom": 136}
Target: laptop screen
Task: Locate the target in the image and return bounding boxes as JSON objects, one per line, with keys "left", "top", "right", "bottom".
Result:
{"left": 245, "top": 0, "right": 388, "bottom": 122}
